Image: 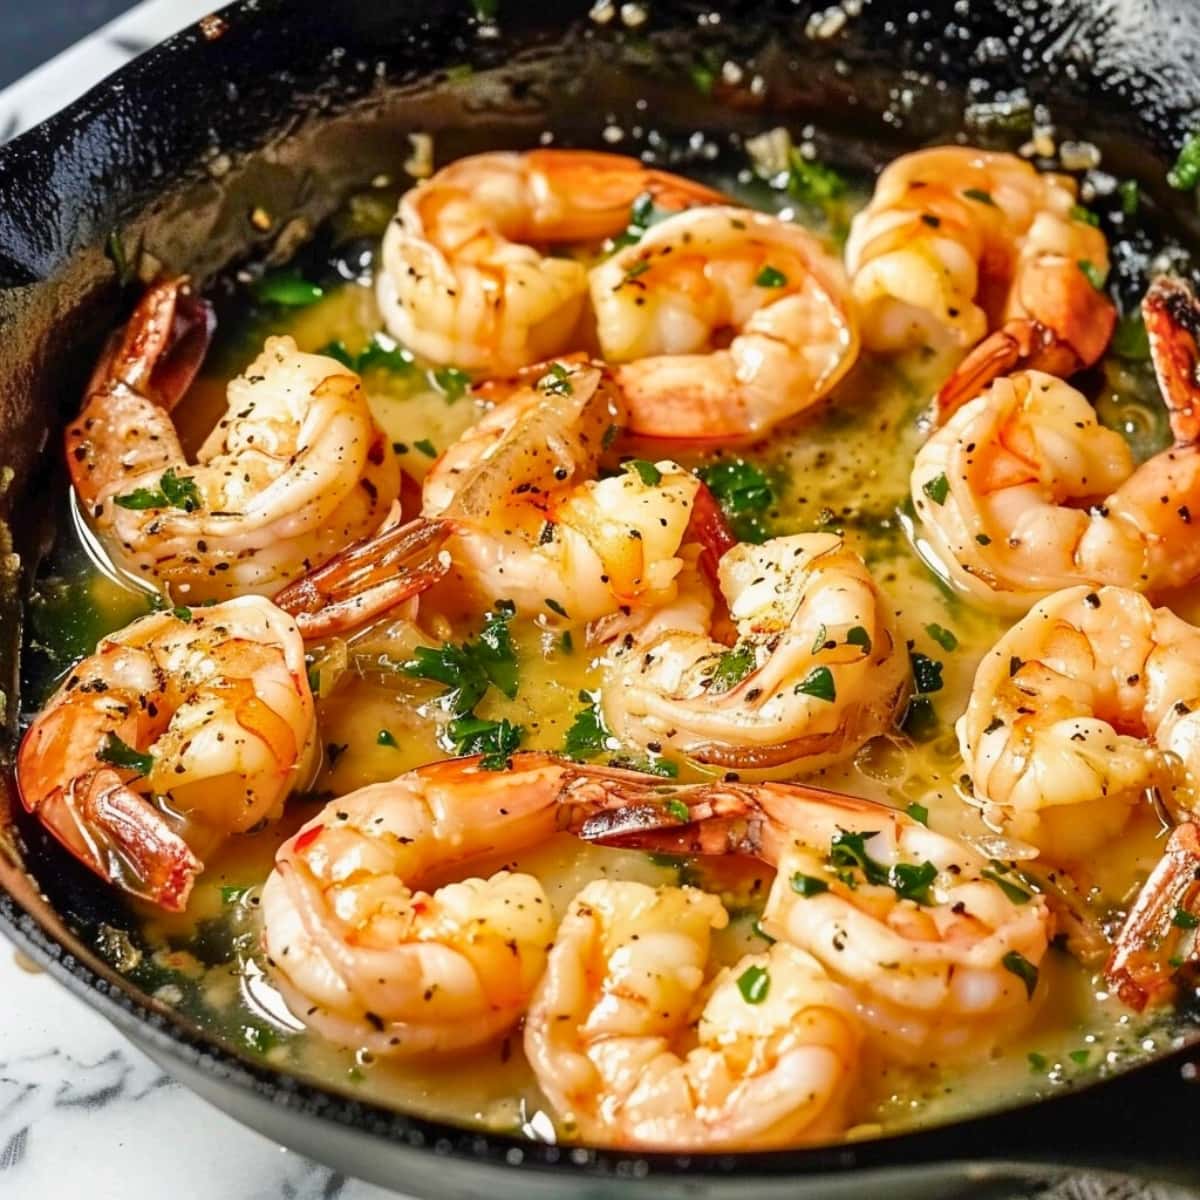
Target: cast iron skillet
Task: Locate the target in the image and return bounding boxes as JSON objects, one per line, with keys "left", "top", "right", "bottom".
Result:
{"left": 3, "top": 1, "right": 1200, "bottom": 1195}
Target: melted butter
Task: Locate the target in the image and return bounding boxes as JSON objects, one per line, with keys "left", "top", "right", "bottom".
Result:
{"left": 34, "top": 172, "right": 1192, "bottom": 1147}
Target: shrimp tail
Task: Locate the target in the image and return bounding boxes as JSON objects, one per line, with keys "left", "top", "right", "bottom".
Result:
{"left": 1143, "top": 275, "right": 1200, "bottom": 445}
{"left": 22, "top": 769, "right": 202, "bottom": 911}
{"left": 88, "top": 275, "right": 215, "bottom": 409}
{"left": 273, "top": 517, "right": 451, "bottom": 639}
{"left": 1105, "top": 820, "right": 1200, "bottom": 1011}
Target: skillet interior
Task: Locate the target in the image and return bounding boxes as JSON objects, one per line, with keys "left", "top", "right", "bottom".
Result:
{"left": 4, "top": 0, "right": 1200, "bottom": 1192}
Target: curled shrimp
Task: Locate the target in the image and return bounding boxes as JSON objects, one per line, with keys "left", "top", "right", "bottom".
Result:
{"left": 601, "top": 533, "right": 909, "bottom": 776}
{"left": 845, "top": 147, "right": 1115, "bottom": 413}
{"left": 377, "top": 150, "right": 724, "bottom": 374}
{"left": 589, "top": 206, "right": 858, "bottom": 439}
{"left": 584, "top": 776, "right": 1054, "bottom": 1064}
{"left": 524, "top": 879, "right": 862, "bottom": 1150}
{"left": 261, "top": 752, "right": 708, "bottom": 1057}
{"left": 68, "top": 278, "right": 400, "bottom": 603}
{"left": 17, "top": 596, "right": 317, "bottom": 910}
{"left": 958, "top": 585, "right": 1200, "bottom": 864}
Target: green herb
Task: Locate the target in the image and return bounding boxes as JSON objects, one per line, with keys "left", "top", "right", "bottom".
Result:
{"left": 755, "top": 265, "right": 788, "bottom": 288}
{"left": 449, "top": 715, "right": 523, "bottom": 769}
{"left": 925, "top": 623, "right": 957, "bottom": 652}
{"left": 795, "top": 665, "right": 836, "bottom": 702}
{"left": 922, "top": 472, "right": 950, "bottom": 506}
{"left": 962, "top": 187, "right": 997, "bottom": 206}
{"left": 630, "top": 756, "right": 679, "bottom": 779}
{"left": 910, "top": 652, "right": 944, "bottom": 694}
{"left": 696, "top": 459, "right": 774, "bottom": 543}
{"left": 114, "top": 467, "right": 202, "bottom": 513}
{"left": 736, "top": 964, "right": 771, "bottom": 1004}
{"left": 357, "top": 333, "right": 414, "bottom": 374}
{"left": 905, "top": 802, "right": 929, "bottom": 826}
{"left": 403, "top": 602, "right": 519, "bottom": 715}
{"left": 829, "top": 829, "right": 888, "bottom": 886}
{"left": 624, "top": 459, "right": 662, "bottom": 486}
{"left": 791, "top": 872, "right": 830, "bottom": 897}
{"left": 623, "top": 259, "right": 651, "bottom": 283}
{"left": 1168, "top": 131, "right": 1200, "bottom": 190}
{"left": 253, "top": 270, "right": 324, "bottom": 307}
{"left": 811, "top": 625, "right": 828, "bottom": 654}
{"left": 899, "top": 694, "right": 938, "bottom": 741}
{"left": 220, "top": 885, "right": 249, "bottom": 904}
{"left": 559, "top": 630, "right": 574, "bottom": 654}
{"left": 752, "top": 919, "right": 776, "bottom": 943}
{"left": 1002, "top": 950, "right": 1040, "bottom": 999}
{"left": 610, "top": 192, "right": 675, "bottom": 250}
{"left": 433, "top": 367, "right": 471, "bottom": 402}
{"left": 665, "top": 798, "right": 691, "bottom": 823}
{"left": 538, "top": 362, "right": 573, "bottom": 396}
{"left": 563, "top": 693, "right": 609, "bottom": 759}
{"left": 1077, "top": 259, "right": 1108, "bottom": 291}
{"left": 414, "top": 438, "right": 438, "bottom": 458}
{"left": 1172, "top": 907, "right": 1200, "bottom": 929}
{"left": 544, "top": 598, "right": 569, "bottom": 618}
{"left": 307, "top": 665, "right": 322, "bottom": 696}
{"left": 709, "top": 644, "right": 756, "bottom": 694}
{"left": 241, "top": 1023, "right": 280, "bottom": 1055}
{"left": 106, "top": 230, "right": 133, "bottom": 286}
{"left": 1069, "top": 204, "right": 1100, "bottom": 226}
{"left": 1027, "top": 1051, "right": 1048, "bottom": 1073}
{"left": 889, "top": 860, "right": 938, "bottom": 904}
{"left": 1117, "top": 179, "right": 1139, "bottom": 215}
{"left": 1112, "top": 312, "right": 1151, "bottom": 361}
{"left": 97, "top": 733, "right": 154, "bottom": 777}
{"left": 377, "top": 729, "right": 399, "bottom": 748}
{"left": 171, "top": 606, "right": 192, "bottom": 623}
{"left": 982, "top": 867, "right": 1033, "bottom": 905}
{"left": 472, "top": 0, "right": 498, "bottom": 20}
{"left": 690, "top": 61, "right": 716, "bottom": 96}
{"left": 788, "top": 152, "right": 846, "bottom": 209}
{"left": 1069, "top": 1049, "right": 1090, "bottom": 1066}
{"left": 317, "top": 339, "right": 356, "bottom": 368}
{"left": 846, "top": 626, "right": 872, "bottom": 654}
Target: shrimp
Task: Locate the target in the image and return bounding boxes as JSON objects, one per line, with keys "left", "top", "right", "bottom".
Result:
{"left": 377, "top": 150, "right": 725, "bottom": 374}
{"left": 583, "top": 776, "right": 1054, "bottom": 1064}
{"left": 260, "top": 752, "right": 726, "bottom": 1057}
{"left": 589, "top": 206, "right": 859, "bottom": 439}
{"left": 601, "top": 533, "right": 909, "bottom": 776}
{"left": 957, "top": 585, "right": 1200, "bottom": 864}
{"left": 16, "top": 596, "right": 317, "bottom": 911}
{"left": 845, "top": 146, "right": 1115, "bottom": 414}
{"left": 68, "top": 277, "right": 400, "bottom": 603}
{"left": 524, "top": 879, "right": 862, "bottom": 1150}
{"left": 422, "top": 360, "right": 706, "bottom": 624}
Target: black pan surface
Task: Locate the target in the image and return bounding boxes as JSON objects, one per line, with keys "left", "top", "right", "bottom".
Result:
{"left": 3, "top": 2, "right": 1200, "bottom": 1193}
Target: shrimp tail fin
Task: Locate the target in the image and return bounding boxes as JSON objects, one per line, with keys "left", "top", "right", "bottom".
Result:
{"left": 23, "top": 769, "right": 202, "bottom": 911}
{"left": 1105, "top": 820, "right": 1200, "bottom": 1011}
{"left": 1143, "top": 275, "right": 1200, "bottom": 445}
{"left": 273, "top": 516, "right": 451, "bottom": 639}
{"left": 89, "top": 276, "right": 215, "bottom": 410}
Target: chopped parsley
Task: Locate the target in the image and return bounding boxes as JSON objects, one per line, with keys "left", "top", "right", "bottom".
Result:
{"left": 1002, "top": 950, "right": 1040, "bottom": 999}
{"left": 220, "top": 885, "right": 250, "bottom": 905}
{"left": 695, "top": 459, "right": 775, "bottom": 543}
{"left": 114, "top": 467, "right": 202, "bottom": 513}
{"left": 665, "top": 798, "right": 691, "bottom": 823}
{"left": 899, "top": 694, "right": 937, "bottom": 741}
{"left": 795, "top": 665, "right": 836, "bottom": 702}
{"left": 449, "top": 715, "right": 523, "bottom": 769}
{"left": 924, "top": 623, "right": 957, "bottom": 652}
{"left": 788, "top": 152, "right": 846, "bottom": 209}
{"left": 905, "top": 802, "right": 929, "bottom": 826}
{"left": 433, "top": 367, "right": 471, "bottom": 402}
{"left": 623, "top": 259, "right": 651, "bottom": 283}
{"left": 377, "top": 729, "right": 399, "bottom": 748}
{"left": 736, "top": 964, "right": 771, "bottom": 1004}
{"left": 910, "top": 652, "right": 944, "bottom": 695}
{"left": 829, "top": 829, "right": 888, "bottom": 887}
{"left": 755, "top": 265, "right": 788, "bottom": 288}
{"left": 1117, "top": 179, "right": 1139, "bottom": 215}
{"left": 609, "top": 191, "right": 675, "bottom": 250}
{"left": 1168, "top": 131, "right": 1200, "bottom": 191}
{"left": 171, "top": 606, "right": 193, "bottom": 623}
{"left": 846, "top": 626, "right": 872, "bottom": 654}
{"left": 921, "top": 472, "right": 950, "bottom": 506}
{"left": 357, "top": 333, "right": 415, "bottom": 374}
{"left": 413, "top": 438, "right": 438, "bottom": 458}
{"left": 253, "top": 270, "right": 324, "bottom": 307}
{"left": 889, "top": 860, "right": 938, "bottom": 904}
{"left": 791, "top": 872, "right": 830, "bottom": 897}
{"left": 1069, "top": 204, "right": 1099, "bottom": 227}
{"left": 544, "top": 598, "right": 569, "bottom": 618}
{"left": 538, "top": 362, "right": 574, "bottom": 396}
{"left": 1172, "top": 907, "right": 1200, "bottom": 930}
{"left": 1077, "top": 259, "right": 1108, "bottom": 291}
{"left": 1112, "top": 312, "right": 1150, "bottom": 361}
{"left": 623, "top": 459, "right": 662, "bottom": 486}
{"left": 709, "top": 643, "right": 757, "bottom": 694}
{"left": 982, "top": 865, "right": 1034, "bottom": 905}
{"left": 563, "top": 692, "right": 609, "bottom": 759}
{"left": 97, "top": 733, "right": 154, "bottom": 777}
{"left": 962, "top": 187, "right": 996, "bottom": 207}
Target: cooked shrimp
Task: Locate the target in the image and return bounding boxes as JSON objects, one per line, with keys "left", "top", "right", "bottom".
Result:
{"left": 583, "top": 777, "right": 1053, "bottom": 1064}
{"left": 589, "top": 206, "right": 858, "bottom": 438}
{"left": 845, "top": 146, "right": 1115, "bottom": 413}
{"left": 377, "top": 150, "right": 724, "bottom": 374}
{"left": 911, "top": 367, "right": 1200, "bottom": 612}
{"left": 261, "top": 752, "right": 725, "bottom": 1057}
{"left": 17, "top": 596, "right": 317, "bottom": 910}
{"left": 423, "top": 361, "right": 704, "bottom": 624}
{"left": 602, "top": 533, "right": 908, "bottom": 776}
{"left": 68, "top": 278, "right": 400, "bottom": 603}
{"left": 958, "top": 585, "right": 1200, "bottom": 864}
{"left": 524, "top": 879, "right": 862, "bottom": 1149}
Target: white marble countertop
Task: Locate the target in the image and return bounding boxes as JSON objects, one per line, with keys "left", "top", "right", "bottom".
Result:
{"left": 0, "top": 3, "right": 405, "bottom": 1195}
